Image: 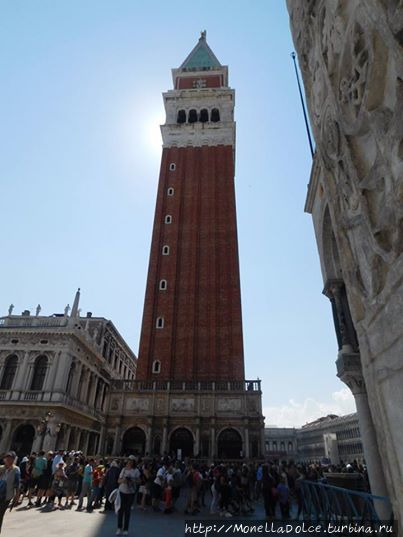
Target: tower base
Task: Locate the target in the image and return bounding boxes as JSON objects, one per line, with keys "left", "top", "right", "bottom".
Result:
{"left": 106, "top": 379, "right": 264, "bottom": 459}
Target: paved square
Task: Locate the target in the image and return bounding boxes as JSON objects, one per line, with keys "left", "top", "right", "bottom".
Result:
{"left": 3, "top": 495, "right": 270, "bottom": 537}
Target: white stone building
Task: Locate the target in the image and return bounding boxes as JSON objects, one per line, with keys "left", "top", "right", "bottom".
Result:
{"left": 265, "top": 413, "right": 363, "bottom": 464}
{"left": 0, "top": 290, "right": 137, "bottom": 458}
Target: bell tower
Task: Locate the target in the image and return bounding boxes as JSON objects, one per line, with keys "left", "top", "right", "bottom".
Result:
{"left": 107, "top": 33, "right": 264, "bottom": 460}
{"left": 137, "top": 32, "right": 244, "bottom": 381}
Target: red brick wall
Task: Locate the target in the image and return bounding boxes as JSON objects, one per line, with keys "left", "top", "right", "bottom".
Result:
{"left": 137, "top": 145, "right": 245, "bottom": 381}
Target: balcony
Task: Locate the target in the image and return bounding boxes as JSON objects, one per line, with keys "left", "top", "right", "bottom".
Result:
{"left": 110, "top": 379, "right": 261, "bottom": 393}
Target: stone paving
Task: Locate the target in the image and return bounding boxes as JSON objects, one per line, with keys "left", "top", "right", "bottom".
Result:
{"left": 3, "top": 493, "right": 273, "bottom": 537}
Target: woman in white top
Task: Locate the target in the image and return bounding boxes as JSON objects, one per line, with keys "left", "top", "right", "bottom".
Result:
{"left": 116, "top": 459, "right": 140, "bottom": 536}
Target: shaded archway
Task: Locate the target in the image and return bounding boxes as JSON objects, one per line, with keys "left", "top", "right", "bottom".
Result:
{"left": 169, "top": 428, "right": 194, "bottom": 458}
{"left": 121, "top": 427, "right": 146, "bottom": 456}
{"left": 11, "top": 424, "right": 35, "bottom": 459}
{"left": 217, "top": 428, "right": 242, "bottom": 459}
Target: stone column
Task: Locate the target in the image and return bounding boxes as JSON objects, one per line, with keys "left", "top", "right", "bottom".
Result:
{"left": 145, "top": 425, "right": 152, "bottom": 456}
{"left": 64, "top": 426, "right": 72, "bottom": 451}
{"left": 260, "top": 420, "right": 266, "bottom": 458}
{"left": 112, "top": 425, "right": 121, "bottom": 456}
{"left": 54, "top": 352, "right": 73, "bottom": 393}
{"left": 43, "top": 352, "right": 60, "bottom": 392}
{"left": 82, "top": 431, "right": 90, "bottom": 454}
{"left": 161, "top": 421, "right": 168, "bottom": 455}
{"left": 243, "top": 425, "right": 250, "bottom": 459}
{"left": 210, "top": 423, "right": 216, "bottom": 458}
{"left": 194, "top": 421, "right": 200, "bottom": 457}
{"left": 337, "top": 352, "right": 390, "bottom": 518}
{"left": 71, "top": 363, "right": 83, "bottom": 400}
{"left": 13, "top": 351, "right": 30, "bottom": 394}
{"left": 98, "top": 426, "right": 106, "bottom": 455}
{"left": 0, "top": 421, "right": 13, "bottom": 453}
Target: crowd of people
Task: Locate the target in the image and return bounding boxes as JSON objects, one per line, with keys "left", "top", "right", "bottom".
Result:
{"left": 0, "top": 448, "right": 368, "bottom": 535}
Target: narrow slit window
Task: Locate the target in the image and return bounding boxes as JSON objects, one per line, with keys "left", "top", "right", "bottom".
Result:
{"left": 159, "top": 279, "right": 167, "bottom": 290}
{"left": 188, "top": 109, "right": 198, "bottom": 123}
{"left": 162, "top": 245, "right": 170, "bottom": 255}
{"left": 165, "top": 215, "right": 172, "bottom": 224}
{"left": 152, "top": 360, "right": 161, "bottom": 374}
{"left": 169, "top": 163, "right": 176, "bottom": 171}
{"left": 156, "top": 317, "right": 164, "bottom": 329}
{"left": 167, "top": 187, "right": 174, "bottom": 196}
{"left": 211, "top": 108, "right": 220, "bottom": 122}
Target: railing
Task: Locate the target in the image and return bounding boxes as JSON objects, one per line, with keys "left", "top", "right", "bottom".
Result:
{"left": 24, "top": 391, "right": 41, "bottom": 401}
{"left": 301, "top": 481, "right": 393, "bottom": 523}
{"left": 0, "top": 391, "right": 8, "bottom": 401}
{"left": 110, "top": 379, "right": 261, "bottom": 393}
{"left": 0, "top": 316, "right": 68, "bottom": 329}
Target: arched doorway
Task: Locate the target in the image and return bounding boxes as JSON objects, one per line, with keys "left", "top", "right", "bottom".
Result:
{"left": 169, "top": 428, "right": 194, "bottom": 458}
{"left": 11, "top": 424, "right": 35, "bottom": 459}
{"left": 217, "top": 428, "right": 243, "bottom": 459}
{"left": 121, "top": 427, "right": 146, "bottom": 456}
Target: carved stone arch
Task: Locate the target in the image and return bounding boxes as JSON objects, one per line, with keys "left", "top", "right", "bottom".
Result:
{"left": 217, "top": 427, "right": 243, "bottom": 459}
{"left": 121, "top": 425, "right": 146, "bottom": 456}
{"left": 168, "top": 426, "right": 194, "bottom": 457}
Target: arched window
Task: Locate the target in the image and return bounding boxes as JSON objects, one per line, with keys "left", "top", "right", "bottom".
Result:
{"left": 0, "top": 355, "right": 18, "bottom": 390}
{"left": 152, "top": 360, "right": 161, "bottom": 374}
{"left": 177, "top": 110, "right": 186, "bottom": 124}
{"left": 199, "top": 109, "right": 209, "bottom": 123}
{"left": 30, "top": 355, "right": 48, "bottom": 391}
{"left": 159, "top": 279, "right": 167, "bottom": 290}
{"left": 188, "top": 109, "right": 198, "bottom": 123}
{"left": 162, "top": 245, "right": 170, "bottom": 255}
{"left": 165, "top": 215, "right": 172, "bottom": 224}
{"left": 167, "top": 187, "right": 174, "bottom": 196}
{"left": 211, "top": 108, "right": 220, "bottom": 122}
{"left": 156, "top": 317, "right": 164, "bottom": 329}
{"left": 169, "top": 163, "right": 176, "bottom": 171}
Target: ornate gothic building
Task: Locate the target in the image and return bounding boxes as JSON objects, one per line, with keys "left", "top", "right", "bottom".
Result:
{"left": 287, "top": 0, "right": 402, "bottom": 521}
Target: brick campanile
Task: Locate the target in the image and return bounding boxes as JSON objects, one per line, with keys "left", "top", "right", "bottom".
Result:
{"left": 137, "top": 33, "right": 244, "bottom": 382}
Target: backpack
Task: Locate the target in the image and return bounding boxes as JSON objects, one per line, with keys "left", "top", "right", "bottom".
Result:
{"left": 0, "top": 479, "right": 6, "bottom": 500}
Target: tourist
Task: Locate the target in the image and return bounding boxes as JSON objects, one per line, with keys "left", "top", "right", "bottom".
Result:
{"left": 261, "top": 464, "right": 277, "bottom": 518}
{"left": 102, "top": 460, "right": 121, "bottom": 512}
{"left": 51, "top": 461, "right": 67, "bottom": 508}
{"left": 277, "top": 476, "right": 290, "bottom": 519}
{"left": 0, "top": 451, "right": 20, "bottom": 534}
{"left": 138, "top": 462, "right": 152, "bottom": 511}
{"left": 151, "top": 464, "right": 165, "bottom": 512}
{"left": 116, "top": 458, "right": 138, "bottom": 535}
{"left": 32, "top": 450, "right": 47, "bottom": 506}
{"left": 77, "top": 458, "right": 95, "bottom": 512}
{"left": 65, "top": 456, "right": 80, "bottom": 507}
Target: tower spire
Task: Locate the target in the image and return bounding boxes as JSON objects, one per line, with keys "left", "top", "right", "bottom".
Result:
{"left": 71, "top": 288, "right": 81, "bottom": 318}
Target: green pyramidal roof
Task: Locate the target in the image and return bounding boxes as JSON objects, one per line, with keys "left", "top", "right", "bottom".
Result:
{"left": 180, "top": 32, "right": 222, "bottom": 71}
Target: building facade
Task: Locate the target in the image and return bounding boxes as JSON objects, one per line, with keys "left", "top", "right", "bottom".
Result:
{"left": 287, "top": 0, "right": 402, "bottom": 521}
{"left": 107, "top": 33, "right": 265, "bottom": 460}
{"left": 297, "top": 413, "right": 363, "bottom": 464}
{"left": 0, "top": 290, "right": 137, "bottom": 459}
{"left": 265, "top": 413, "right": 363, "bottom": 464}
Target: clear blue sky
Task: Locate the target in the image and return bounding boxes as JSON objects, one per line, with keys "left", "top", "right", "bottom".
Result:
{"left": 0, "top": 0, "right": 355, "bottom": 426}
